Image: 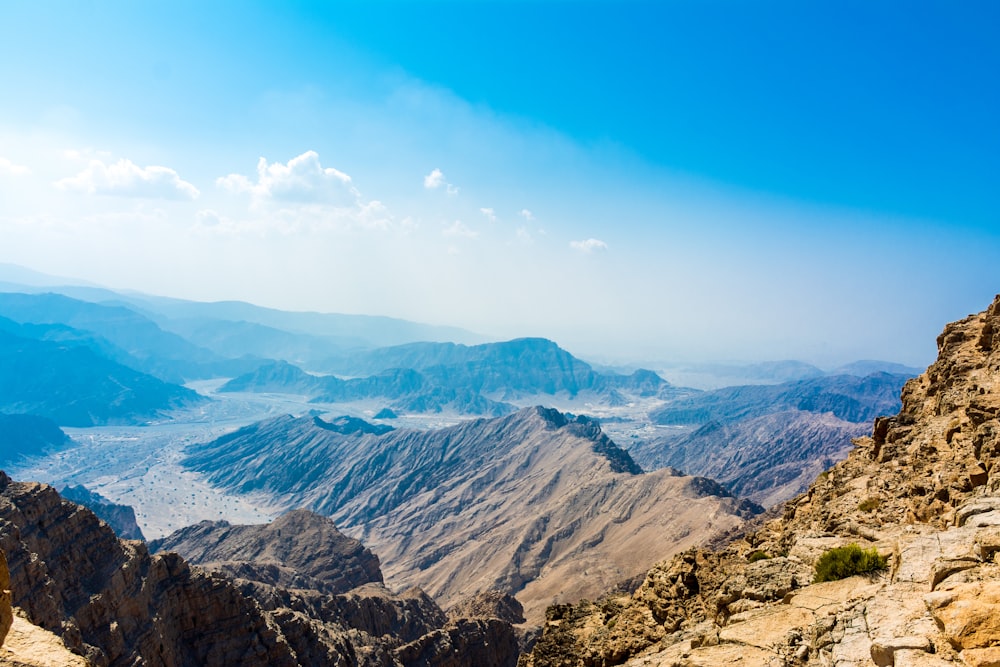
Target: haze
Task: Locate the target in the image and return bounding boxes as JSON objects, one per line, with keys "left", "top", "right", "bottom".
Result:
{"left": 1, "top": 2, "right": 997, "bottom": 368}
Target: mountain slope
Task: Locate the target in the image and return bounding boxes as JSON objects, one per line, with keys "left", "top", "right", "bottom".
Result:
{"left": 629, "top": 410, "right": 869, "bottom": 506}
{"left": 183, "top": 407, "right": 759, "bottom": 620}
{"left": 0, "top": 328, "right": 204, "bottom": 426}
{"left": 525, "top": 296, "right": 1000, "bottom": 666}
{"left": 0, "top": 414, "right": 72, "bottom": 465}
{"left": 0, "top": 291, "right": 226, "bottom": 382}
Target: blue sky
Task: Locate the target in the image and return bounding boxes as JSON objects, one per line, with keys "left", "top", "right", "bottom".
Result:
{"left": 0, "top": 1, "right": 997, "bottom": 366}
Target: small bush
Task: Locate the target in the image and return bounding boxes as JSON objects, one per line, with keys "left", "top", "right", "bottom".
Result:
{"left": 746, "top": 550, "right": 770, "bottom": 563}
{"left": 813, "top": 544, "right": 888, "bottom": 583}
{"left": 858, "top": 497, "right": 881, "bottom": 513}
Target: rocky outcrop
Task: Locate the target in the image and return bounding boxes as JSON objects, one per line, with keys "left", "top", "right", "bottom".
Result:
{"left": 0, "top": 471, "right": 302, "bottom": 665}
{"left": 1, "top": 478, "right": 523, "bottom": 666}
{"left": 524, "top": 295, "right": 1000, "bottom": 666}
{"left": 59, "top": 485, "right": 144, "bottom": 541}
{"left": 184, "top": 407, "right": 759, "bottom": 621}
{"left": 0, "top": 550, "right": 11, "bottom": 648}
{"left": 150, "top": 509, "right": 382, "bottom": 596}
{"left": 153, "top": 509, "right": 523, "bottom": 666}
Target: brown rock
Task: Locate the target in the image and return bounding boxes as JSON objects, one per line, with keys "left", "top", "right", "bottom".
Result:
{"left": 0, "top": 550, "right": 11, "bottom": 648}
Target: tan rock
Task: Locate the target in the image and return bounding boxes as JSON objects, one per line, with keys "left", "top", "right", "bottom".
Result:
{"left": 0, "top": 610, "right": 87, "bottom": 667}
{"left": 0, "top": 551, "right": 11, "bottom": 648}
{"left": 931, "top": 581, "right": 1000, "bottom": 650}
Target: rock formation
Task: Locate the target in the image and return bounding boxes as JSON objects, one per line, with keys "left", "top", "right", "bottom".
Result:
{"left": 0, "top": 475, "right": 523, "bottom": 666}
{"left": 184, "top": 407, "right": 760, "bottom": 621}
{"left": 523, "top": 295, "right": 1000, "bottom": 666}
{"left": 59, "top": 485, "right": 145, "bottom": 541}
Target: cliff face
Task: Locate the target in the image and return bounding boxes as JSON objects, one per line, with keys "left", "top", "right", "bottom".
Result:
{"left": 0, "top": 480, "right": 522, "bottom": 667}
{"left": 525, "top": 295, "right": 1000, "bottom": 666}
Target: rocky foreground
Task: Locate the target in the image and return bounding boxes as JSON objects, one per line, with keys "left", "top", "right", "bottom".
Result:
{"left": 0, "top": 475, "right": 524, "bottom": 666}
{"left": 523, "top": 295, "right": 1000, "bottom": 666}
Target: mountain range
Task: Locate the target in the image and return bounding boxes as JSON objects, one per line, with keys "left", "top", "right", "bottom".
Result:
{"left": 627, "top": 371, "right": 911, "bottom": 506}
{"left": 181, "top": 406, "right": 760, "bottom": 621}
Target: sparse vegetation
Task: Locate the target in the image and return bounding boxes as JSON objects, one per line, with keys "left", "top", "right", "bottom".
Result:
{"left": 858, "top": 497, "right": 881, "bottom": 513}
{"left": 813, "top": 544, "right": 887, "bottom": 583}
{"left": 746, "top": 550, "right": 770, "bottom": 563}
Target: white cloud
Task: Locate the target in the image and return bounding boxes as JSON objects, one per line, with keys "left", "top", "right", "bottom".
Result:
{"left": 424, "top": 168, "right": 445, "bottom": 189}
{"left": 218, "top": 151, "right": 359, "bottom": 206}
{"left": 0, "top": 157, "right": 30, "bottom": 175}
{"left": 516, "top": 226, "right": 533, "bottom": 244}
{"left": 55, "top": 158, "right": 199, "bottom": 199}
{"left": 443, "top": 220, "right": 477, "bottom": 238}
{"left": 519, "top": 209, "right": 534, "bottom": 221}
{"left": 480, "top": 207, "right": 496, "bottom": 223}
{"left": 424, "top": 168, "right": 459, "bottom": 195}
{"left": 570, "top": 238, "right": 609, "bottom": 253}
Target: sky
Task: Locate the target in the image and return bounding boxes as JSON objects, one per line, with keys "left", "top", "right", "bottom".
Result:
{"left": 0, "top": 1, "right": 998, "bottom": 367}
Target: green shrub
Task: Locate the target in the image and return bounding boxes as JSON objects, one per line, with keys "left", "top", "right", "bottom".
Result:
{"left": 746, "top": 550, "right": 770, "bottom": 563}
{"left": 813, "top": 544, "right": 888, "bottom": 583}
{"left": 858, "top": 497, "right": 881, "bottom": 513}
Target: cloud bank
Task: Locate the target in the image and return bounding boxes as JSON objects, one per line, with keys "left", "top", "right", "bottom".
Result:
{"left": 56, "top": 158, "right": 199, "bottom": 199}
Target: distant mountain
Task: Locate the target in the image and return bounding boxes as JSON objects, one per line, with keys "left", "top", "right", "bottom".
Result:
{"left": 0, "top": 292, "right": 234, "bottom": 382}
{"left": 627, "top": 372, "right": 912, "bottom": 507}
{"left": 182, "top": 407, "right": 759, "bottom": 621}
{"left": 629, "top": 410, "right": 868, "bottom": 507}
{"left": 119, "top": 293, "right": 487, "bottom": 349}
{"left": 60, "top": 485, "right": 145, "bottom": 541}
{"left": 654, "top": 359, "right": 921, "bottom": 391}
{"left": 0, "top": 413, "right": 72, "bottom": 464}
{"left": 0, "top": 327, "right": 204, "bottom": 426}
{"left": 222, "top": 338, "right": 683, "bottom": 416}
{"left": 649, "top": 372, "right": 910, "bottom": 426}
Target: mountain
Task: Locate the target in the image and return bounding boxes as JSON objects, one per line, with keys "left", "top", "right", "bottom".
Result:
{"left": 650, "top": 371, "right": 909, "bottom": 425}
{"left": 124, "top": 293, "right": 486, "bottom": 347}
{"left": 523, "top": 296, "right": 1000, "bottom": 666}
{"left": 0, "top": 292, "right": 229, "bottom": 383}
{"left": 626, "top": 372, "right": 910, "bottom": 507}
{"left": 630, "top": 410, "right": 868, "bottom": 507}
{"left": 222, "top": 338, "right": 683, "bottom": 416}
{"left": 319, "top": 338, "right": 676, "bottom": 399}
{"left": 0, "top": 476, "right": 524, "bottom": 666}
{"left": 59, "top": 485, "right": 145, "bottom": 541}
{"left": 150, "top": 509, "right": 383, "bottom": 595}
{"left": 0, "top": 414, "right": 72, "bottom": 465}
{"left": 654, "top": 358, "right": 922, "bottom": 391}
{"left": 0, "top": 327, "right": 204, "bottom": 426}
{"left": 182, "top": 407, "right": 760, "bottom": 621}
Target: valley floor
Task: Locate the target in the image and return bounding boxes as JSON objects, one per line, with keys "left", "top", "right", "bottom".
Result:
{"left": 6, "top": 382, "right": 668, "bottom": 540}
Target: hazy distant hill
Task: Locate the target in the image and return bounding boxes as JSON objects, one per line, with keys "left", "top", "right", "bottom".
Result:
{"left": 120, "top": 293, "right": 486, "bottom": 349}
{"left": 653, "top": 359, "right": 922, "bottom": 390}
{"left": 649, "top": 372, "right": 909, "bottom": 425}
{"left": 0, "top": 328, "right": 204, "bottom": 426}
{"left": 223, "top": 338, "right": 682, "bottom": 415}
{"left": 628, "top": 372, "right": 912, "bottom": 506}
{"left": 0, "top": 413, "right": 72, "bottom": 464}
{"left": 0, "top": 292, "right": 240, "bottom": 382}
{"left": 183, "top": 407, "right": 759, "bottom": 621}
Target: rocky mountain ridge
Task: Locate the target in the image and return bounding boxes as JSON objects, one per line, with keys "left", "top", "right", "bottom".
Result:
{"left": 182, "top": 406, "right": 760, "bottom": 621}
{"left": 523, "top": 295, "right": 1000, "bottom": 666}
